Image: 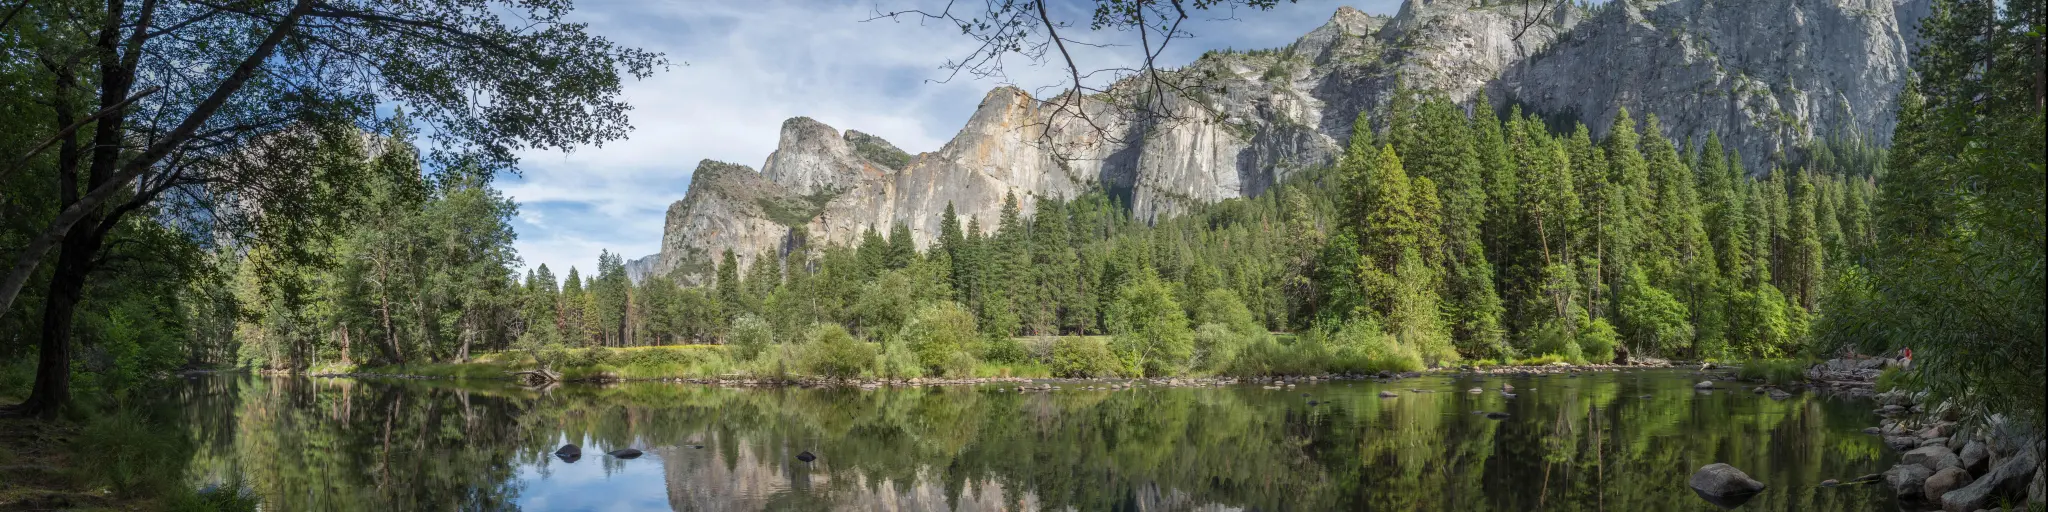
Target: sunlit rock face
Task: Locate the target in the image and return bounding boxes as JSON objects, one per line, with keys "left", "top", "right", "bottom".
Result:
{"left": 650, "top": 0, "right": 1917, "bottom": 283}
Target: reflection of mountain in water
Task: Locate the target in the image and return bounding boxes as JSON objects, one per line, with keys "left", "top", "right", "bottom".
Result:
{"left": 656, "top": 430, "right": 1042, "bottom": 511}
{"left": 164, "top": 372, "right": 1900, "bottom": 511}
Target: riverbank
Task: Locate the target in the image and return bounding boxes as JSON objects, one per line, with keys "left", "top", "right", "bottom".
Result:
{"left": 0, "top": 405, "right": 256, "bottom": 511}
{"left": 296, "top": 344, "right": 1701, "bottom": 388}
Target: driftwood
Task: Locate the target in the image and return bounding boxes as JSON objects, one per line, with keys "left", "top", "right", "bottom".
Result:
{"left": 510, "top": 368, "right": 561, "bottom": 386}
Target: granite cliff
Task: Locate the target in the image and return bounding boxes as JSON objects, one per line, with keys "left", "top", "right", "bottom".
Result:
{"left": 646, "top": 0, "right": 1917, "bottom": 282}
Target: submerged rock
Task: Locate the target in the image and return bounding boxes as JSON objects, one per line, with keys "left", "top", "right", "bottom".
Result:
{"left": 608, "top": 448, "right": 643, "bottom": 459}
{"left": 1689, "top": 463, "right": 1767, "bottom": 508}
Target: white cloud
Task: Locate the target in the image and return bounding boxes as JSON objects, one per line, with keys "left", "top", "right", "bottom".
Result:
{"left": 501, "top": 0, "right": 1390, "bottom": 277}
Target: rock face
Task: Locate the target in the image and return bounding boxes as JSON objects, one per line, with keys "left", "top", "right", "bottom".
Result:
{"left": 647, "top": 0, "right": 1921, "bottom": 282}
{"left": 1689, "top": 463, "right": 1767, "bottom": 508}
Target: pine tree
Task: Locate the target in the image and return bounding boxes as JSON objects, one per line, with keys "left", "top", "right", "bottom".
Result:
{"left": 1784, "top": 173, "right": 1823, "bottom": 311}
{"left": 716, "top": 250, "right": 742, "bottom": 320}
{"left": 562, "top": 266, "right": 586, "bottom": 346}
{"left": 886, "top": 221, "right": 916, "bottom": 270}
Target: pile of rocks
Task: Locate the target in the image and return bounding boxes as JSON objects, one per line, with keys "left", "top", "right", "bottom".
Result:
{"left": 1871, "top": 393, "right": 2045, "bottom": 511}
{"left": 1806, "top": 356, "right": 1895, "bottom": 396}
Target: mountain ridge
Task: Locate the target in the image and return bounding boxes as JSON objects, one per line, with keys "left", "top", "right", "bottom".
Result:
{"left": 643, "top": 0, "right": 1917, "bottom": 283}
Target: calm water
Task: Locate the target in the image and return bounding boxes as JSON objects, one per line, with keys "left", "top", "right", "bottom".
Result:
{"left": 161, "top": 370, "right": 1899, "bottom": 511}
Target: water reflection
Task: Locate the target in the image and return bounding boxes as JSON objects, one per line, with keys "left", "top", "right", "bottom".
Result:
{"left": 166, "top": 371, "right": 1897, "bottom": 511}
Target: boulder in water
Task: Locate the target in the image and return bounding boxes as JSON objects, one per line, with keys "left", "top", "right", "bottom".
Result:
{"left": 554, "top": 444, "right": 582, "bottom": 463}
{"left": 608, "top": 448, "right": 643, "bottom": 459}
{"left": 1689, "top": 463, "right": 1766, "bottom": 508}
{"left": 1483, "top": 412, "right": 1510, "bottom": 420}
{"left": 796, "top": 451, "right": 817, "bottom": 463}
{"left": 1694, "top": 381, "right": 1716, "bottom": 390}
{"left": 1379, "top": 391, "right": 1398, "bottom": 398}
{"left": 1885, "top": 463, "right": 1933, "bottom": 501}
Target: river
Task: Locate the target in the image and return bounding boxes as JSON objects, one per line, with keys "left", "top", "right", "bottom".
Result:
{"left": 160, "top": 369, "right": 1897, "bottom": 510}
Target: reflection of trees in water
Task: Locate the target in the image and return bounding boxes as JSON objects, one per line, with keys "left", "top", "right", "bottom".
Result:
{"left": 173, "top": 372, "right": 1894, "bottom": 511}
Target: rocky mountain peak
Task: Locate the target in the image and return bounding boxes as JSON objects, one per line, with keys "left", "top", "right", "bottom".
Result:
{"left": 644, "top": 0, "right": 1925, "bottom": 283}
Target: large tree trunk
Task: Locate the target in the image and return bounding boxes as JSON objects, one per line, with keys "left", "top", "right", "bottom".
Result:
{"left": 18, "top": 222, "right": 104, "bottom": 417}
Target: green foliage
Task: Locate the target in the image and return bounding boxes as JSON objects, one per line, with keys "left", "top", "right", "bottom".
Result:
{"left": 797, "top": 324, "right": 876, "bottom": 379}
{"left": 727, "top": 314, "right": 775, "bottom": 361}
{"left": 1049, "top": 337, "right": 1124, "bottom": 378}
{"left": 1108, "top": 271, "right": 1195, "bottom": 376}
{"left": 1193, "top": 323, "right": 1252, "bottom": 372}
{"left": 900, "top": 302, "right": 979, "bottom": 376}
{"left": 1577, "top": 317, "right": 1620, "bottom": 363}
{"left": 757, "top": 188, "right": 841, "bottom": 228}
{"left": 1326, "top": 318, "right": 1425, "bottom": 374}
{"left": 1616, "top": 268, "right": 1690, "bottom": 354}
{"left": 980, "top": 336, "right": 1030, "bottom": 365}
{"left": 1815, "top": 0, "right": 2045, "bottom": 420}
{"left": 1192, "top": 288, "right": 1260, "bottom": 336}
{"left": 874, "top": 341, "right": 926, "bottom": 380}
{"left": 1528, "top": 320, "right": 1584, "bottom": 362}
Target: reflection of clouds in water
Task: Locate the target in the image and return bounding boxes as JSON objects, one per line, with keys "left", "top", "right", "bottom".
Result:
{"left": 515, "top": 434, "right": 672, "bottom": 511}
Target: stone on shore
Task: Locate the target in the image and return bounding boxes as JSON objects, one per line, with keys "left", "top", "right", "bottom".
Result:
{"left": 1940, "top": 450, "right": 2037, "bottom": 512}
{"left": 1923, "top": 467, "right": 1973, "bottom": 502}
{"left": 1903, "top": 445, "right": 1961, "bottom": 472}
{"left": 1886, "top": 463, "right": 1934, "bottom": 501}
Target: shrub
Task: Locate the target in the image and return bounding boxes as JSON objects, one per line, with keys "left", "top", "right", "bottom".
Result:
{"left": 940, "top": 351, "right": 980, "bottom": 379}
{"left": 728, "top": 314, "right": 774, "bottom": 361}
{"left": 980, "top": 336, "right": 1029, "bottom": 365}
{"left": 1528, "top": 319, "right": 1584, "bottom": 363}
{"left": 874, "top": 341, "right": 925, "bottom": 380}
{"left": 1050, "top": 337, "right": 1123, "bottom": 378}
{"left": 1191, "top": 288, "right": 1260, "bottom": 335}
{"left": 1024, "top": 335, "right": 1059, "bottom": 364}
{"left": 1108, "top": 271, "right": 1194, "bottom": 376}
{"left": 798, "top": 323, "right": 876, "bottom": 379}
{"left": 1577, "top": 317, "right": 1620, "bottom": 363}
{"left": 1193, "top": 323, "right": 1249, "bottom": 372}
{"left": 1323, "top": 318, "right": 1422, "bottom": 373}
{"left": 900, "top": 302, "right": 979, "bottom": 374}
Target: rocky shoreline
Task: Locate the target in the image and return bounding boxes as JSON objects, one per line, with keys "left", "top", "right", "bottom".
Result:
{"left": 307, "top": 359, "right": 1678, "bottom": 389}
{"left": 1803, "top": 356, "right": 2044, "bottom": 511}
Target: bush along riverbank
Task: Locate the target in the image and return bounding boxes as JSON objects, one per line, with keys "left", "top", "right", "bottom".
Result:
{"left": 300, "top": 340, "right": 1700, "bottom": 389}
{"left": 1787, "top": 355, "right": 2046, "bottom": 511}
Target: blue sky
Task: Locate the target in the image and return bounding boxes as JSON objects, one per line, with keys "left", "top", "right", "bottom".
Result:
{"left": 499, "top": 0, "right": 1402, "bottom": 277}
